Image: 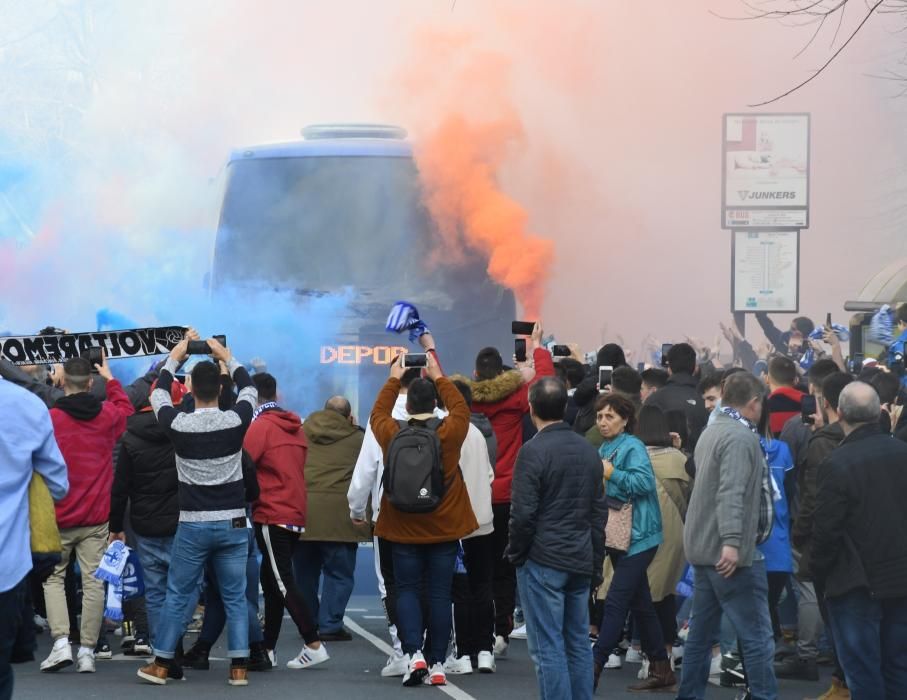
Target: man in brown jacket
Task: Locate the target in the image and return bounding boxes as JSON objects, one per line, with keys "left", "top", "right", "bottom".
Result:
{"left": 295, "top": 396, "right": 370, "bottom": 642}
{"left": 371, "top": 353, "right": 478, "bottom": 687}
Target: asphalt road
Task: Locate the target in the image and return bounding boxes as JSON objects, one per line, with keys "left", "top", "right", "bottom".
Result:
{"left": 15, "top": 592, "right": 836, "bottom": 700}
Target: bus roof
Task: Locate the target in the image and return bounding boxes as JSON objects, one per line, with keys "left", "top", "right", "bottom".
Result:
{"left": 228, "top": 137, "right": 413, "bottom": 162}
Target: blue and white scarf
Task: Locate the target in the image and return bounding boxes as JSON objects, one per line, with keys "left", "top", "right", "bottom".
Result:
{"left": 386, "top": 301, "right": 431, "bottom": 342}
{"left": 253, "top": 401, "right": 280, "bottom": 421}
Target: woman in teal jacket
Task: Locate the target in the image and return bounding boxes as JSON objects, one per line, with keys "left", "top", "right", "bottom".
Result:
{"left": 592, "top": 393, "right": 674, "bottom": 692}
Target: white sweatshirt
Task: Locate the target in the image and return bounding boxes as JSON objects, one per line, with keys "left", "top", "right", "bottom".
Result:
{"left": 460, "top": 422, "right": 495, "bottom": 539}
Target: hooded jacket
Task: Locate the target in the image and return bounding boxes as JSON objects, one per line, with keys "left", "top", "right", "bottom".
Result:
{"left": 244, "top": 407, "right": 308, "bottom": 528}
{"left": 455, "top": 346, "right": 555, "bottom": 504}
{"left": 110, "top": 410, "right": 179, "bottom": 537}
{"left": 299, "top": 409, "right": 370, "bottom": 543}
{"left": 459, "top": 422, "right": 495, "bottom": 539}
{"left": 51, "top": 380, "right": 134, "bottom": 529}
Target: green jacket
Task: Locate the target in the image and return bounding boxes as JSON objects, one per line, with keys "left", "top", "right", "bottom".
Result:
{"left": 299, "top": 410, "right": 371, "bottom": 543}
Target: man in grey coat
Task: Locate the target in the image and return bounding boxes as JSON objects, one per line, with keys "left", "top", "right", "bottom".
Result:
{"left": 676, "top": 371, "right": 777, "bottom": 700}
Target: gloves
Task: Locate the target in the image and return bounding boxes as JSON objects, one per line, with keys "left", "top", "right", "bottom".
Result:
{"left": 386, "top": 301, "right": 431, "bottom": 343}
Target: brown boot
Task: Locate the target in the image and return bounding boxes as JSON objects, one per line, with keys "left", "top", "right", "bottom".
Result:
{"left": 137, "top": 661, "right": 169, "bottom": 685}
{"left": 807, "top": 677, "right": 851, "bottom": 700}
{"left": 228, "top": 665, "right": 249, "bottom": 686}
{"left": 627, "top": 658, "right": 676, "bottom": 692}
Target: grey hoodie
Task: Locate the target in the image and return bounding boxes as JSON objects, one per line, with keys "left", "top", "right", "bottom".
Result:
{"left": 470, "top": 412, "right": 497, "bottom": 469}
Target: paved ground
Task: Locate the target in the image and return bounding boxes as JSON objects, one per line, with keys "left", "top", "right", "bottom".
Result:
{"left": 15, "top": 594, "right": 836, "bottom": 700}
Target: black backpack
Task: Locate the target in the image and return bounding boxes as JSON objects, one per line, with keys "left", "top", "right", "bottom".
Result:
{"left": 383, "top": 418, "right": 447, "bottom": 513}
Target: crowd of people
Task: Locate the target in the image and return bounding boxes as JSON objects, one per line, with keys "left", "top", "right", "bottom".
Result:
{"left": 2, "top": 305, "right": 907, "bottom": 700}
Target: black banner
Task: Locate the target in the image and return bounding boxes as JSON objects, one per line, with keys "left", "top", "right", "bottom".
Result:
{"left": 0, "top": 326, "right": 187, "bottom": 366}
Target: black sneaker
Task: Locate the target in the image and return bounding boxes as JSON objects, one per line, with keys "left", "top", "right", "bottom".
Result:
{"left": 182, "top": 642, "right": 211, "bottom": 670}
{"left": 720, "top": 656, "right": 746, "bottom": 689}
{"left": 95, "top": 641, "right": 113, "bottom": 660}
{"left": 132, "top": 637, "right": 152, "bottom": 656}
{"left": 248, "top": 643, "right": 274, "bottom": 672}
{"left": 774, "top": 656, "right": 819, "bottom": 681}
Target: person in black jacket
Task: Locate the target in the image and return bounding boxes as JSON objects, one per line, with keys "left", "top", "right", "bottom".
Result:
{"left": 812, "top": 381, "right": 907, "bottom": 698}
{"left": 506, "top": 377, "right": 606, "bottom": 700}
{"left": 644, "top": 343, "right": 708, "bottom": 449}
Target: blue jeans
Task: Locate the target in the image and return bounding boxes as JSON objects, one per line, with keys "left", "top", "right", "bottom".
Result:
{"left": 677, "top": 560, "right": 777, "bottom": 700}
{"left": 200, "top": 528, "right": 263, "bottom": 646}
{"left": 294, "top": 541, "right": 358, "bottom": 634}
{"left": 826, "top": 589, "right": 907, "bottom": 699}
{"left": 517, "top": 560, "right": 592, "bottom": 700}
{"left": 134, "top": 535, "right": 177, "bottom": 648}
{"left": 391, "top": 541, "right": 457, "bottom": 665}
{"left": 153, "top": 521, "right": 250, "bottom": 659}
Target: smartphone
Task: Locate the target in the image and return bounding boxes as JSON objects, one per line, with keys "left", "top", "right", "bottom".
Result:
{"left": 83, "top": 346, "right": 103, "bottom": 373}
{"left": 514, "top": 339, "right": 527, "bottom": 363}
{"left": 551, "top": 344, "right": 571, "bottom": 357}
{"left": 212, "top": 334, "right": 227, "bottom": 348}
{"left": 801, "top": 394, "right": 817, "bottom": 425}
{"left": 661, "top": 343, "right": 673, "bottom": 368}
{"left": 637, "top": 362, "right": 645, "bottom": 374}
{"left": 599, "top": 365, "right": 613, "bottom": 390}
{"left": 826, "top": 312, "right": 833, "bottom": 329}
{"left": 402, "top": 352, "right": 428, "bottom": 369}
{"left": 850, "top": 353, "right": 864, "bottom": 375}
{"left": 187, "top": 340, "right": 211, "bottom": 355}
{"left": 511, "top": 320, "right": 536, "bottom": 336}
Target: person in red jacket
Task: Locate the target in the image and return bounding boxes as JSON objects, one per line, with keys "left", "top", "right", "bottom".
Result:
{"left": 456, "top": 322, "right": 555, "bottom": 656}
{"left": 40, "top": 354, "right": 134, "bottom": 675}
{"left": 766, "top": 355, "right": 805, "bottom": 435}
{"left": 244, "top": 373, "right": 327, "bottom": 671}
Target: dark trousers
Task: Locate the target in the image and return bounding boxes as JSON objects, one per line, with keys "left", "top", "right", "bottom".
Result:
{"left": 254, "top": 524, "right": 319, "bottom": 648}
{"left": 815, "top": 579, "right": 847, "bottom": 682}
{"left": 392, "top": 541, "right": 458, "bottom": 665}
{"left": 377, "top": 537, "right": 398, "bottom": 629}
{"left": 826, "top": 589, "right": 907, "bottom": 700}
{"left": 0, "top": 579, "right": 26, "bottom": 700}
{"left": 766, "top": 571, "right": 788, "bottom": 641}
{"left": 592, "top": 547, "right": 668, "bottom": 665}
{"left": 452, "top": 534, "right": 496, "bottom": 656}
{"left": 652, "top": 595, "right": 677, "bottom": 647}
{"left": 294, "top": 541, "right": 358, "bottom": 634}
{"left": 492, "top": 503, "right": 516, "bottom": 638}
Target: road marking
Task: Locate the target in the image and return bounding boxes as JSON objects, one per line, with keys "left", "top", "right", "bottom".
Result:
{"left": 346, "top": 608, "right": 368, "bottom": 612}
{"left": 362, "top": 615, "right": 386, "bottom": 620}
{"left": 343, "top": 616, "right": 477, "bottom": 700}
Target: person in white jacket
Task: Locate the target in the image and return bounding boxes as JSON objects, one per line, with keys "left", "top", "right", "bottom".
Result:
{"left": 347, "top": 363, "right": 447, "bottom": 678}
{"left": 444, "top": 380, "right": 496, "bottom": 676}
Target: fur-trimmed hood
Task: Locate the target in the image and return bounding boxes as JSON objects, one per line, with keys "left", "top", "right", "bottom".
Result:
{"left": 450, "top": 370, "right": 525, "bottom": 405}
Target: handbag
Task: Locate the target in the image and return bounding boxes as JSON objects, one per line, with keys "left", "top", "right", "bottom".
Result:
{"left": 604, "top": 495, "right": 633, "bottom": 552}
{"left": 29, "top": 474, "right": 62, "bottom": 554}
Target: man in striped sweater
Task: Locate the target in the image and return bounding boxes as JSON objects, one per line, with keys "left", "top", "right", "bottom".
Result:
{"left": 137, "top": 336, "right": 258, "bottom": 687}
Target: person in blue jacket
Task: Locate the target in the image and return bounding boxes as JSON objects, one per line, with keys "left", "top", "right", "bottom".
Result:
{"left": 592, "top": 393, "right": 675, "bottom": 692}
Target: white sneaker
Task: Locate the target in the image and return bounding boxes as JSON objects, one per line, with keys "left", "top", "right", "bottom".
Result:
{"left": 381, "top": 653, "right": 408, "bottom": 678}
{"left": 510, "top": 624, "right": 528, "bottom": 640}
{"left": 76, "top": 648, "right": 96, "bottom": 673}
{"left": 424, "top": 662, "right": 446, "bottom": 686}
{"left": 493, "top": 635, "right": 509, "bottom": 658}
{"left": 637, "top": 656, "right": 650, "bottom": 680}
{"left": 625, "top": 647, "right": 644, "bottom": 663}
{"left": 443, "top": 654, "right": 473, "bottom": 675}
{"left": 709, "top": 653, "right": 723, "bottom": 676}
{"left": 286, "top": 642, "right": 329, "bottom": 669}
{"left": 604, "top": 653, "right": 622, "bottom": 669}
{"left": 267, "top": 649, "right": 277, "bottom": 668}
{"left": 33, "top": 614, "right": 48, "bottom": 631}
{"left": 477, "top": 650, "right": 496, "bottom": 673}
{"left": 672, "top": 644, "right": 684, "bottom": 663}
{"left": 402, "top": 651, "right": 428, "bottom": 687}
{"left": 40, "top": 639, "right": 73, "bottom": 673}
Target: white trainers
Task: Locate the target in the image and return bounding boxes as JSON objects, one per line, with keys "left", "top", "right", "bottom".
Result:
{"left": 637, "top": 656, "right": 650, "bottom": 680}
{"left": 625, "top": 647, "right": 644, "bottom": 663}
{"left": 40, "top": 639, "right": 73, "bottom": 672}
{"left": 493, "top": 635, "right": 509, "bottom": 658}
{"left": 424, "top": 662, "right": 446, "bottom": 686}
{"left": 267, "top": 649, "right": 277, "bottom": 668}
{"left": 402, "top": 651, "right": 428, "bottom": 687}
{"left": 286, "top": 642, "right": 329, "bottom": 669}
{"left": 709, "top": 653, "right": 723, "bottom": 676}
{"left": 604, "top": 653, "right": 623, "bottom": 669}
{"left": 33, "top": 614, "right": 49, "bottom": 631}
{"left": 510, "top": 624, "right": 528, "bottom": 640}
{"left": 443, "top": 654, "right": 473, "bottom": 675}
{"left": 76, "top": 648, "right": 96, "bottom": 673}
{"left": 477, "top": 650, "right": 496, "bottom": 673}
{"left": 381, "top": 653, "right": 408, "bottom": 678}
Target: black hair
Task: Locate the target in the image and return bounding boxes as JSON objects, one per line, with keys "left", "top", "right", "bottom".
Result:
{"left": 697, "top": 372, "right": 722, "bottom": 395}
{"left": 528, "top": 377, "right": 568, "bottom": 421}
{"left": 821, "top": 372, "right": 853, "bottom": 412}
{"left": 857, "top": 366, "right": 883, "bottom": 384}
{"left": 400, "top": 367, "right": 422, "bottom": 389}
{"left": 252, "top": 372, "right": 277, "bottom": 402}
{"left": 636, "top": 405, "right": 673, "bottom": 448}
{"left": 897, "top": 304, "right": 907, "bottom": 326}
{"left": 558, "top": 358, "right": 586, "bottom": 389}
{"left": 640, "top": 367, "right": 669, "bottom": 389}
{"left": 871, "top": 371, "right": 900, "bottom": 405}
{"left": 63, "top": 357, "right": 91, "bottom": 391}
{"left": 594, "top": 392, "right": 637, "bottom": 435}
{"left": 191, "top": 361, "right": 222, "bottom": 402}
{"left": 666, "top": 343, "right": 696, "bottom": 375}
{"left": 406, "top": 378, "right": 437, "bottom": 415}
{"left": 596, "top": 343, "right": 627, "bottom": 369}
{"left": 722, "top": 366, "right": 746, "bottom": 381}
{"left": 665, "top": 409, "right": 689, "bottom": 449}
{"left": 475, "top": 347, "right": 504, "bottom": 381}
{"left": 768, "top": 356, "right": 798, "bottom": 387}
{"left": 808, "top": 359, "right": 840, "bottom": 390}
{"left": 611, "top": 366, "right": 642, "bottom": 396}
{"left": 452, "top": 379, "right": 473, "bottom": 408}
{"left": 792, "top": 316, "right": 815, "bottom": 337}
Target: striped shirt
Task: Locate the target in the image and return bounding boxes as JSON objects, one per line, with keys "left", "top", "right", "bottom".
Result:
{"left": 151, "top": 357, "right": 256, "bottom": 522}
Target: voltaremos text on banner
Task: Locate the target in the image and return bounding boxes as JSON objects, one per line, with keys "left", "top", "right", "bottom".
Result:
{"left": 0, "top": 327, "right": 188, "bottom": 365}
